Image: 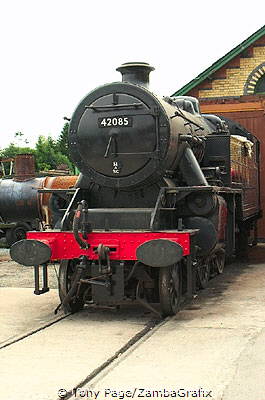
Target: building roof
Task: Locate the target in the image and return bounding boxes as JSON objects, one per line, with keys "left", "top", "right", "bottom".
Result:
{"left": 172, "top": 25, "right": 265, "bottom": 96}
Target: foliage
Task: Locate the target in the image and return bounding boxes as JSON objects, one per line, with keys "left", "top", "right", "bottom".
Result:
{"left": 56, "top": 122, "right": 69, "bottom": 157}
{"left": 0, "top": 124, "right": 74, "bottom": 173}
{"left": 35, "top": 135, "right": 72, "bottom": 171}
{"left": 0, "top": 143, "right": 35, "bottom": 159}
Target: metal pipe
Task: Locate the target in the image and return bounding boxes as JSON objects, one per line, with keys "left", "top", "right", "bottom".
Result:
{"left": 72, "top": 202, "right": 90, "bottom": 249}
{"left": 179, "top": 147, "right": 208, "bottom": 186}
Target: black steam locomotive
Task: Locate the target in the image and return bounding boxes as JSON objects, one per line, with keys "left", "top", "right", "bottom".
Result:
{"left": 11, "top": 63, "right": 261, "bottom": 317}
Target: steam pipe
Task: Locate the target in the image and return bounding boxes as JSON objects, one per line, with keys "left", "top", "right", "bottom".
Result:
{"left": 179, "top": 147, "right": 208, "bottom": 186}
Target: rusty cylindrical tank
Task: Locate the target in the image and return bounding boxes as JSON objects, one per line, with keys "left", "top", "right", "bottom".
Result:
{"left": 0, "top": 154, "right": 78, "bottom": 226}
{"left": 40, "top": 175, "right": 78, "bottom": 227}
{"left": 0, "top": 155, "right": 44, "bottom": 222}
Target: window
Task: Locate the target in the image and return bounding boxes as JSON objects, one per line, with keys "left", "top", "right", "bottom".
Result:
{"left": 254, "top": 75, "right": 265, "bottom": 94}
{"left": 244, "top": 62, "right": 265, "bottom": 95}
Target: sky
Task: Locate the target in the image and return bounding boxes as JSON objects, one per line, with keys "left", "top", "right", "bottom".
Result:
{"left": 1, "top": 0, "right": 264, "bottom": 149}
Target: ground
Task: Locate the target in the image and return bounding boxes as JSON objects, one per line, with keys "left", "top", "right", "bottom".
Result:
{"left": 1, "top": 246, "right": 265, "bottom": 400}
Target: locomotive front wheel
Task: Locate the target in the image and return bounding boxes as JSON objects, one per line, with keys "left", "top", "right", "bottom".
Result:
{"left": 59, "top": 259, "right": 85, "bottom": 313}
{"left": 197, "top": 262, "right": 210, "bottom": 289}
{"left": 159, "top": 263, "right": 181, "bottom": 317}
{"left": 215, "top": 251, "right": 225, "bottom": 274}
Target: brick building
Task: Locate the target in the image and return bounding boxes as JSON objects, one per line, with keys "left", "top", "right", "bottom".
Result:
{"left": 174, "top": 25, "right": 265, "bottom": 98}
{"left": 173, "top": 25, "right": 265, "bottom": 238}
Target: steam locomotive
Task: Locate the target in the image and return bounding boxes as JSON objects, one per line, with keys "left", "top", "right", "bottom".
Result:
{"left": 10, "top": 63, "right": 261, "bottom": 317}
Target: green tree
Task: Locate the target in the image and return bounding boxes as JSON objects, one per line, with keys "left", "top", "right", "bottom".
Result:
{"left": 56, "top": 122, "right": 69, "bottom": 157}
{"left": 0, "top": 131, "right": 34, "bottom": 159}
{"left": 0, "top": 137, "right": 35, "bottom": 176}
{"left": 0, "top": 125, "right": 75, "bottom": 174}
{"left": 0, "top": 143, "right": 35, "bottom": 159}
{"left": 35, "top": 135, "right": 73, "bottom": 172}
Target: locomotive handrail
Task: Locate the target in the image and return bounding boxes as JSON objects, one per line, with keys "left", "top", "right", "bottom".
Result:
{"left": 85, "top": 103, "right": 142, "bottom": 110}
{"left": 37, "top": 188, "right": 77, "bottom": 193}
{"left": 107, "top": 151, "right": 161, "bottom": 159}
{"left": 171, "top": 110, "right": 205, "bottom": 131}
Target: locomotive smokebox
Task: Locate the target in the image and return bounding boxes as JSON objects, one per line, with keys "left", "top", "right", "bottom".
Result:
{"left": 116, "top": 62, "right": 155, "bottom": 88}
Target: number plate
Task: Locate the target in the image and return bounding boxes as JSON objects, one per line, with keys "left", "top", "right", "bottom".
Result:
{"left": 98, "top": 116, "right": 133, "bottom": 128}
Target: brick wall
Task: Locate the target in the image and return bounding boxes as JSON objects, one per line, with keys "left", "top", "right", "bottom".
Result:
{"left": 197, "top": 45, "right": 265, "bottom": 98}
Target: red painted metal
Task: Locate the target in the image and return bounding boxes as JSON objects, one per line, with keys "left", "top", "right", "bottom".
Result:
{"left": 26, "top": 230, "right": 194, "bottom": 261}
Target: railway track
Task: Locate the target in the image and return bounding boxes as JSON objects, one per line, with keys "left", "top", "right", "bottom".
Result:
{"left": 0, "top": 312, "right": 71, "bottom": 350}
{"left": 0, "top": 295, "right": 165, "bottom": 400}
{"left": 55, "top": 315, "right": 165, "bottom": 400}
{"left": 0, "top": 304, "right": 165, "bottom": 400}
{"left": 0, "top": 251, "right": 232, "bottom": 400}
{"left": 2, "top": 247, "right": 265, "bottom": 400}
{"left": 0, "top": 251, "right": 166, "bottom": 400}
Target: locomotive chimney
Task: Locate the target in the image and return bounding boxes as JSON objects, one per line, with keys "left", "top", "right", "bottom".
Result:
{"left": 14, "top": 154, "right": 36, "bottom": 182}
{"left": 116, "top": 62, "right": 155, "bottom": 88}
